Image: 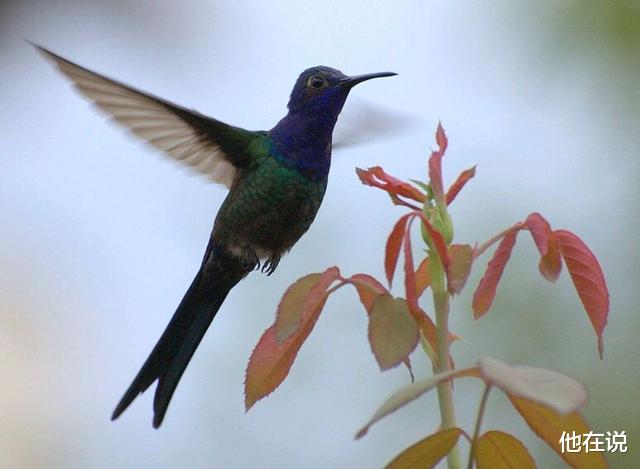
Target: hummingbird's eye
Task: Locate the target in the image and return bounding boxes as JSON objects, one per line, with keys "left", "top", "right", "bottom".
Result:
{"left": 308, "top": 75, "right": 327, "bottom": 89}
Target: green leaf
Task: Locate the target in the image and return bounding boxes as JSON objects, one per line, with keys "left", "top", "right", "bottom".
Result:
{"left": 410, "top": 179, "right": 431, "bottom": 194}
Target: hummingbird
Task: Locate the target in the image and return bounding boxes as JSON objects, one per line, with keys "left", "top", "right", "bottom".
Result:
{"left": 34, "top": 44, "right": 396, "bottom": 428}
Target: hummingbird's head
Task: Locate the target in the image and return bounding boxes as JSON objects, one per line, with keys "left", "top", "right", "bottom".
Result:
{"left": 287, "top": 66, "right": 396, "bottom": 117}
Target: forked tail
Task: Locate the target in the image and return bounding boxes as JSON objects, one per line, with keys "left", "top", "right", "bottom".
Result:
{"left": 111, "top": 246, "right": 252, "bottom": 428}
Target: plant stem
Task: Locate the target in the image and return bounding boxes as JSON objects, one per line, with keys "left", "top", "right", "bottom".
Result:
{"left": 473, "top": 223, "right": 522, "bottom": 258}
{"left": 467, "top": 385, "right": 492, "bottom": 469}
{"left": 430, "top": 254, "right": 461, "bottom": 469}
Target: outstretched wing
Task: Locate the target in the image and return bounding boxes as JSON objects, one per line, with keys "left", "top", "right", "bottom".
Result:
{"left": 332, "top": 98, "right": 416, "bottom": 150}
{"left": 35, "top": 45, "right": 258, "bottom": 188}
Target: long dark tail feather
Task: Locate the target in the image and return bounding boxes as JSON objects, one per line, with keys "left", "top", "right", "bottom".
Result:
{"left": 111, "top": 246, "right": 252, "bottom": 428}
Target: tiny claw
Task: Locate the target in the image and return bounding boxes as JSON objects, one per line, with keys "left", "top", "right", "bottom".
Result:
{"left": 262, "top": 255, "right": 281, "bottom": 276}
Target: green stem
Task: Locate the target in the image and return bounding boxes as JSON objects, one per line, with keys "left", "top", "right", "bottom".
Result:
{"left": 430, "top": 254, "right": 461, "bottom": 469}
{"left": 467, "top": 385, "right": 492, "bottom": 469}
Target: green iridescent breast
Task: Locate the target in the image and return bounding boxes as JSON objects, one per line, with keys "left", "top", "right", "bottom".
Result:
{"left": 212, "top": 137, "right": 328, "bottom": 258}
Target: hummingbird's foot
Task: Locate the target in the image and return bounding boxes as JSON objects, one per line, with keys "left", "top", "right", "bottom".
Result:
{"left": 262, "top": 255, "right": 281, "bottom": 276}
{"left": 237, "top": 247, "right": 261, "bottom": 272}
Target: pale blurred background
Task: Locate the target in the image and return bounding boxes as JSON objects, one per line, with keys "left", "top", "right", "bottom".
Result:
{"left": 1, "top": 1, "right": 638, "bottom": 468}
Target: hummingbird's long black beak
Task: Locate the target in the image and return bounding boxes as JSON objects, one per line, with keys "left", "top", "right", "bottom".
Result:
{"left": 339, "top": 72, "right": 397, "bottom": 88}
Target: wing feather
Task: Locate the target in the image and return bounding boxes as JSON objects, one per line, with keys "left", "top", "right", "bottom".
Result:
{"left": 35, "top": 45, "right": 257, "bottom": 188}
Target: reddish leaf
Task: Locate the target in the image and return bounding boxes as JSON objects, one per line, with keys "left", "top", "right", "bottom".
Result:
{"left": 446, "top": 166, "right": 476, "bottom": 205}
{"left": 428, "top": 124, "right": 448, "bottom": 204}
{"left": 245, "top": 301, "right": 328, "bottom": 410}
{"left": 387, "top": 428, "right": 464, "bottom": 469}
{"left": 273, "top": 273, "right": 320, "bottom": 341}
{"left": 413, "top": 307, "right": 439, "bottom": 363}
{"left": 539, "top": 238, "right": 562, "bottom": 283}
{"left": 416, "top": 212, "right": 450, "bottom": 267}
{"left": 368, "top": 295, "right": 419, "bottom": 370}
{"left": 472, "top": 230, "right": 519, "bottom": 319}
{"left": 404, "top": 303, "right": 459, "bottom": 371}
{"left": 348, "top": 274, "right": 413, "bottom": 379}
{"left": 428, "top": 156, "right": 444, "bottom": 203}
{"left": 436, "top": 121, "right": 448, "bottom": 153}
{"left": 356, "top": 166, "right": 427, "bottom": 204}
{"left": 509, "top": 396, "right": 607, "bottom": 469}
{"left": 401, "top": 219, "right": 458, "bottom": 357}
{"left": 274, "top": 268, "right": 341, "bottom": 344}
{"left": 415, "top": 257, "right": 431, "bottom": 297}
{"left": 246, "top": 270, "right": 345, "bottom": 409}
{"left": 349, "top": 273, "right": 389, "bottom": 312}
{"left": 525, "top": 213, "right": 552, "bottom": 256}
{"left": 369, "top": 167, "right": 428, "bottom": 202}
{"left": 385, "top": 214, "right": 411, "bottom": 287}
{"left": 403, "top": 219, "right": 418, "bottom": 313}
{"left": 524, "top": 213, "right": 562, "bottom": 282}
{"left": 429, "top": 147, "right": 445, "bottom": 202}
{"left": 475, "top": 431, "right": 535, "bottom": 469}
{"left": 447, "top": 244, "right": 473, "bottom": 294}
{"left": 554, "top": 229, "right": 609, "bottom": 358}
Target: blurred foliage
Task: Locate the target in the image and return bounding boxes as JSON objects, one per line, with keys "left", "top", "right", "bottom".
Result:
{"left": 549, "top": 0, "right": 639, "bottom": 462}
{"left": 546, "top": 0, "right": 640, "bottom": 109}
{"left": 558, "top": 0, "right": 640, "bottom": 55}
